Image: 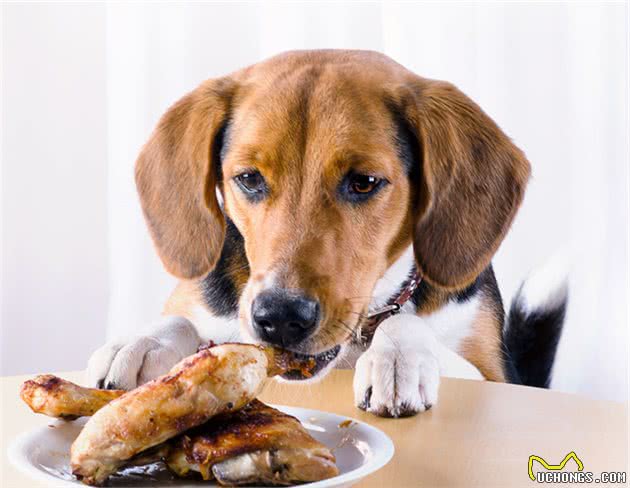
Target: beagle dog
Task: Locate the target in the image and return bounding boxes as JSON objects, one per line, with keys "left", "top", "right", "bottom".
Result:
{"left": 87, "top": 50, "right": 567, "bottom": 417}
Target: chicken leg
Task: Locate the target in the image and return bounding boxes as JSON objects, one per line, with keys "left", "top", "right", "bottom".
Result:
{"left": 20, "top": 375, "right": 124, "bottom": 419}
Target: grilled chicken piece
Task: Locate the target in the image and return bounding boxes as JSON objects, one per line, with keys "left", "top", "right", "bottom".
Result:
{"left": 19, "top": 347, "right": 311, "bottom": 421}
{"left": 20, "top": 375, "right": 124, "bottom": 419}
{"left": 71, "top": 343, "right": 280, "bottom": 486}
{"left": 165, "top": 400, "right": 339, "bottom": 485}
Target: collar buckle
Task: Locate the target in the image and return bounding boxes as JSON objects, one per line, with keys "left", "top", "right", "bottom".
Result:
{"left": 366, "top": 303, "right": 401, "bottom": 319}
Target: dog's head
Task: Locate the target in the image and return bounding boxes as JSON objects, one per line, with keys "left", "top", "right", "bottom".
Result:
{"left": 136, "top": 50, "right": 530, "bottom": 378}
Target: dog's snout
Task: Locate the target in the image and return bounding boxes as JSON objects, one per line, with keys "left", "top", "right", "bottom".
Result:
{"left": 251, "top": 289, "right": 320, "bottom": 347}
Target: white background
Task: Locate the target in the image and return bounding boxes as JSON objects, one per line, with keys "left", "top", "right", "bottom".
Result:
{"left": 1, "top": 2, "right": 628, "bottom": 402}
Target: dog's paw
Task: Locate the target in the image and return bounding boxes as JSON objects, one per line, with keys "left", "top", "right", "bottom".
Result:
{"left": 353, "top": 315, "right": 440, "bottom": 417}
{"left": 86, "top": 317, "right": 200, "bottom": 390}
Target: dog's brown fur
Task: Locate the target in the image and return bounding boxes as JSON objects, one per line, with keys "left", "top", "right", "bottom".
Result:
{"left": 136, "top": 50, "right": 530, "bottom": 377}
{"left": 460, "top": 297, "right": 507, "bottom": 382}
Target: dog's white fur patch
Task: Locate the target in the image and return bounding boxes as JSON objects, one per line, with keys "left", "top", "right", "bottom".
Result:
{"left": 423, "top": 297, "right": 481, "bottom": 351}
{"left": 189, "top": 305, "right": 240, "bottom": 343}
{"left": 370, "top": 246, "right": 415, "bottom": 310}
{"left": 261, "top": 270, "right": 279, "bottom": 290}
{"left": 519, "top": 253, "right": 570, "bottom": 313}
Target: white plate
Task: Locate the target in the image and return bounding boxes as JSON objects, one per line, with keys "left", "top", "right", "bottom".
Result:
{"left": 8, "top": 405, "right": 394, "bottom": 488}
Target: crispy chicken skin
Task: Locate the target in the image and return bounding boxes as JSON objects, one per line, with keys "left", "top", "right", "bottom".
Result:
{"left": 165, "top": 400, "right": 339, "bottom": 485}
{"left": 20, "top": 375, "right": 124, "bottom": 419}
{"left": 71, "top": 343, "right": 273, "bottom": 485}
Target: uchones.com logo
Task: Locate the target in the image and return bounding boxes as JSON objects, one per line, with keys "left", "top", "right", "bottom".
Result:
{"left": 527, "top": 451, "right": 627, "bottom": 484}
{"left": 528, "top": 452, "right": 627, "bottom": 484}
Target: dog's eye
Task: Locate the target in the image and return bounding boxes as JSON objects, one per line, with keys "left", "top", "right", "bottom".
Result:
{"left": 349, "top": 174, "right": 380, "bottom": 194}
{"left": 235, "top": 171, "right": 267, "bottom": 196}
{"left": 338, "top": 172, "right": 387, "bottom": 203}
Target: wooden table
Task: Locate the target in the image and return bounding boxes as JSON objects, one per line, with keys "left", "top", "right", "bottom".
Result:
{"left": 2, "top": 370, "right": 627, "bottom": 487}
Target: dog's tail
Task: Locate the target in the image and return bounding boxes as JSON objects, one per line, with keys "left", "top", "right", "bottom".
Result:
{"left": 503, "top": 257, "right": 569, "bottom": 388}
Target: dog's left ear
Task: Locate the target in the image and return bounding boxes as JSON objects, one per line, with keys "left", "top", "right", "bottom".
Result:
{"left": 135, "top": 78, "right": 234, "bottom": 279}
{"left": 395, "top": 79, "right": 531, "bottom": 290}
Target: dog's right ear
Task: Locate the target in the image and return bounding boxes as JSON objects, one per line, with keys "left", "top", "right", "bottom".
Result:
{"left": 391, "top": 78, "right": 530, "bottom": 290}
{"left": 135, "top": 78, "right": 234, "bottom": 279}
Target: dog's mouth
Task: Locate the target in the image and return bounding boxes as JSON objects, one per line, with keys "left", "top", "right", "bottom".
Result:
{"left": 280, "top": 345, "right": 342, "bottom": 381}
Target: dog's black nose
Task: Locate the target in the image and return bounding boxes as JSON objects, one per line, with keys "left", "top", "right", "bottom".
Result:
{"left": 252, "top": 289, "right": 320, "bottom": 347}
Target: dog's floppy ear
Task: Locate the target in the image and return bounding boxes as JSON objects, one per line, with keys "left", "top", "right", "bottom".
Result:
{"left": 135, "top": 79, "right": 234, "bottom": 279}
{"left": 398, "top": 79, "right": 530, "bottom": 289}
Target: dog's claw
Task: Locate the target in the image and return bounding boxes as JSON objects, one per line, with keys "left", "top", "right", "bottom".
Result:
{"left": 358, "top": 386, "right": 372, "bottom": 411}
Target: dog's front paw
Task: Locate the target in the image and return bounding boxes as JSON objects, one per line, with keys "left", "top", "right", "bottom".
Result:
{"left": 86, "top": 317, "right": 200, "bottom": 390}
{"left": 86, "top": 336, "right": 183, "bottom": 390}
{"left": 353, "top": 315, "right": 440, "bottom": 417}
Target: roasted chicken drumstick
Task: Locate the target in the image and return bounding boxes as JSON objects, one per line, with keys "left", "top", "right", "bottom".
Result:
{"left": 20, "top": 375, "right": 124, "bottom": 419}
{"left": 66, "top": 343, "right": 299, "bottom": 485}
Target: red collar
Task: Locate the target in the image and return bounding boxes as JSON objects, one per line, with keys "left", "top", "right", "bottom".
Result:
{"left": 359, "top": 270, "right": 423, "bottom": 344}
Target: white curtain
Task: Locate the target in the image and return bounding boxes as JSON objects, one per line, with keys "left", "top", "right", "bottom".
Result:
{"left": 105, "top": 2, "right": 628, "bottom": 401}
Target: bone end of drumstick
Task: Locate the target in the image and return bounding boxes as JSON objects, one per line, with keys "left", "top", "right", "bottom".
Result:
{"left": 263, "top": 347, "right": 316, "bottom": 378}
